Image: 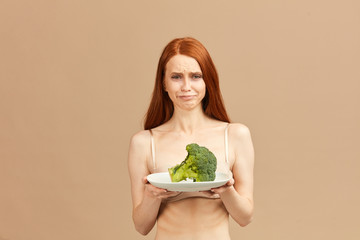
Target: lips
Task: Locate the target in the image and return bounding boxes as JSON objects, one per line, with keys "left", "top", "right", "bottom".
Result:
{"left": 178, "top": 95, "right": 196, "bottom": 100}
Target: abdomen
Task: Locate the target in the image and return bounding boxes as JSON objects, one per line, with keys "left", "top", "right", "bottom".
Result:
{"left": 156, "top": 198, "right": 231, "bottom": 240}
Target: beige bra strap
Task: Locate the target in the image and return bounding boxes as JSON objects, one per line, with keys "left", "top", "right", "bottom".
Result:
{"left": 224, "top": 123, "right": 230, "bottom": 164}
{"left": 149, "top": 129, "right": 156, "bottom": 170}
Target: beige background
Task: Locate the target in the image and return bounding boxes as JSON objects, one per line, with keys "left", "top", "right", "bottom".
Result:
{"left": 1, "top": 0, "right": 359, "bottom": 239}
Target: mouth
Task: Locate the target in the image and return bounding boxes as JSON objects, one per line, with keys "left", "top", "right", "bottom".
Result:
{"left": 178, "top": 95, "right": 196, "bottom": 100}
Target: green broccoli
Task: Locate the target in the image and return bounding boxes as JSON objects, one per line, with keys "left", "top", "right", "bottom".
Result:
{"left": 168, "top": 143, "right": 217, "bottom": 182}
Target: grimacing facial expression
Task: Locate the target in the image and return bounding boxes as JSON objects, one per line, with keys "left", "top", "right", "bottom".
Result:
{"left": 164, "top": 54, "right": 206, "bottom": 111}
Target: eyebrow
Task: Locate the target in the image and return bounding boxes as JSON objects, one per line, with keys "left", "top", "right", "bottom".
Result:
{"left": 170, "top": 71, "right": 202, "bottom": 75}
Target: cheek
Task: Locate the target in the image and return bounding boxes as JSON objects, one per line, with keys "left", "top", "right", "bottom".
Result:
{"left": 164, "top": 84, "right": 179, "bottom": 101}
{"left": 196, "top": 81, "right": 206, "bottom": 94}
{"left": 165, "top": 84, "right": 178, "bottom": 94}
{"left": 163, "top": 80, "right": 172, "bottom": 93}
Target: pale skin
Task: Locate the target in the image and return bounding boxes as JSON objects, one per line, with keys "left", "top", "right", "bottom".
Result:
{"left": 128, "top": 55, "right": 255, "bottom": 239}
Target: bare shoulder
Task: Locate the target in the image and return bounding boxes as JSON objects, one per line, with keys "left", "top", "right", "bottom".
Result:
{"left": 228, "top": 123, "right": 254, "bottom": 167}
{"left": 228, "top": 123, "right": 252, "bottom": 139}
{"left": 129, "top": 130, "right": 151, "bottom": 148}
{"left": 128, "top": 130, "right": 151, "bottom": 172}
{"left": 228, "top": 123, "right": 254, "bottom": 157}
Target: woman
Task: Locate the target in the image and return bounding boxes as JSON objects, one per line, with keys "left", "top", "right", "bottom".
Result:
{"left": 128, "top": 37, "right": 254, "bottom": 239}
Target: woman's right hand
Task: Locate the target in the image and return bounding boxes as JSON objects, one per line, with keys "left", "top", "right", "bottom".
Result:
{"left": 143, "top": 177, "right": 181, "bottom": 200}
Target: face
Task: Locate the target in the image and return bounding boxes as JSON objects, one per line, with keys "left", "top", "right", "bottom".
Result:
{"left": 164, "top": 54, "right": 206, "bottom": 111}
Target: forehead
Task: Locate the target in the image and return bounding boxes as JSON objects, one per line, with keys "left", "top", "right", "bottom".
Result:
{"left": 165, "top": 54, "right": 202, "bottom": 73}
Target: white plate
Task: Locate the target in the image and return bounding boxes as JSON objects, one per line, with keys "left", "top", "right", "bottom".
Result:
{"left": 147, "top": 172, "right": 231, "bottom": 192}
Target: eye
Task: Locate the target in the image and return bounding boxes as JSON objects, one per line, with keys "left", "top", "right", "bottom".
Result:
{"left": 193, "top": 74, "right": 203, "bottom": 79}
{"left": 171, "top": 75, "right": 181, "bottom": 80}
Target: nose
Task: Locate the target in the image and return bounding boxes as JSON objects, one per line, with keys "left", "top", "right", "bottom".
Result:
{"left": 181, "top": 77, "right": 191, "bottom": 92}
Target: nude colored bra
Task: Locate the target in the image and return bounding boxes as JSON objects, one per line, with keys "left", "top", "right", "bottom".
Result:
{"left": 149, "top": 123, "right": 231, "bottom": 203}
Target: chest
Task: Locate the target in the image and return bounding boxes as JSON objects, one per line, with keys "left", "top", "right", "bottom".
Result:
{"left": 149, "top": 130, "right": 232, "bottom": 173}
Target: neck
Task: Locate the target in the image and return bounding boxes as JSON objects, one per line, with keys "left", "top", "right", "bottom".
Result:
{"left": 167, "top": 106, "right": 210, "bottom": 134}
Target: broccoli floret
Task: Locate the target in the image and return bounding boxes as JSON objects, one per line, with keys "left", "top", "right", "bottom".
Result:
{"left": 168, "top": 143, "right": 217, "bottom": 182}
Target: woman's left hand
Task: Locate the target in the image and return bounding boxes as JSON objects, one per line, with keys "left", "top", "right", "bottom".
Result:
{"left": 210, "top": 178, "right": 235, "bottom": 194}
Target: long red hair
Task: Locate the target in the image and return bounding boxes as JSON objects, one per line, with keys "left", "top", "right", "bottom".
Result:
{"left": 144, "top": 37, "right": 230, "bottom": 130}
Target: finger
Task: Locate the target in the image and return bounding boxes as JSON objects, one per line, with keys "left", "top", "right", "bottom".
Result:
{"left": 211, "top": 186, "right": 224, "bottom": 192}
{"left": 146, "top": 184, "right": 167, "bottom": 193}
{"left": 151, "top": 190, "right": 171, "bottom": 198}
{"left": 167, "top": 191, "right": 181, "bottom": 196}
{"left": 159, "top": 189, "right": 180, "bottom": 195}
{"left": 158, "top": 191, "right": 181, "bottom": 199}
{"left": 143, "top": 176, "right": 149, "bottom": 184}
{"left": 147, "top": 188, "right": 167, "bottom": 198}
{"left": 226, "top": 178, "right": 235, "bottom": 186}
{"left": 211, "top": 183, "right": 232, "bottom": 194}
{"left": 200, "top": 190, "right": 218, "bottom": 197}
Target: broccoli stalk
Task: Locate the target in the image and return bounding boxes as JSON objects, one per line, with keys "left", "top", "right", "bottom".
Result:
{"left": 168, "top": 143, "right": 217, "bottom": 182}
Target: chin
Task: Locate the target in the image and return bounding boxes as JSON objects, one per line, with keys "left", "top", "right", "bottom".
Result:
{"left": 179, "top": 103, "right": 201, "bottom": 110}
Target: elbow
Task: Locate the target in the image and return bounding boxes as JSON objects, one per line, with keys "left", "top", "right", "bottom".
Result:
{"left": 238, "top": 201, "right": 254, "bottom": 227}
{"left": 135, "top": 225, "right": 151, "bottom": 236}
{"left": 132, "top": 216, "right": 153, "bottom": 236}
{"left": 133, "top": 220, "right": 152, "bottom": 236}
{"left": 238, "top": 215, "right": 253, "bottom": 227}
{"left": 235, "top": 208, "right": 254, "bottom": 227}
